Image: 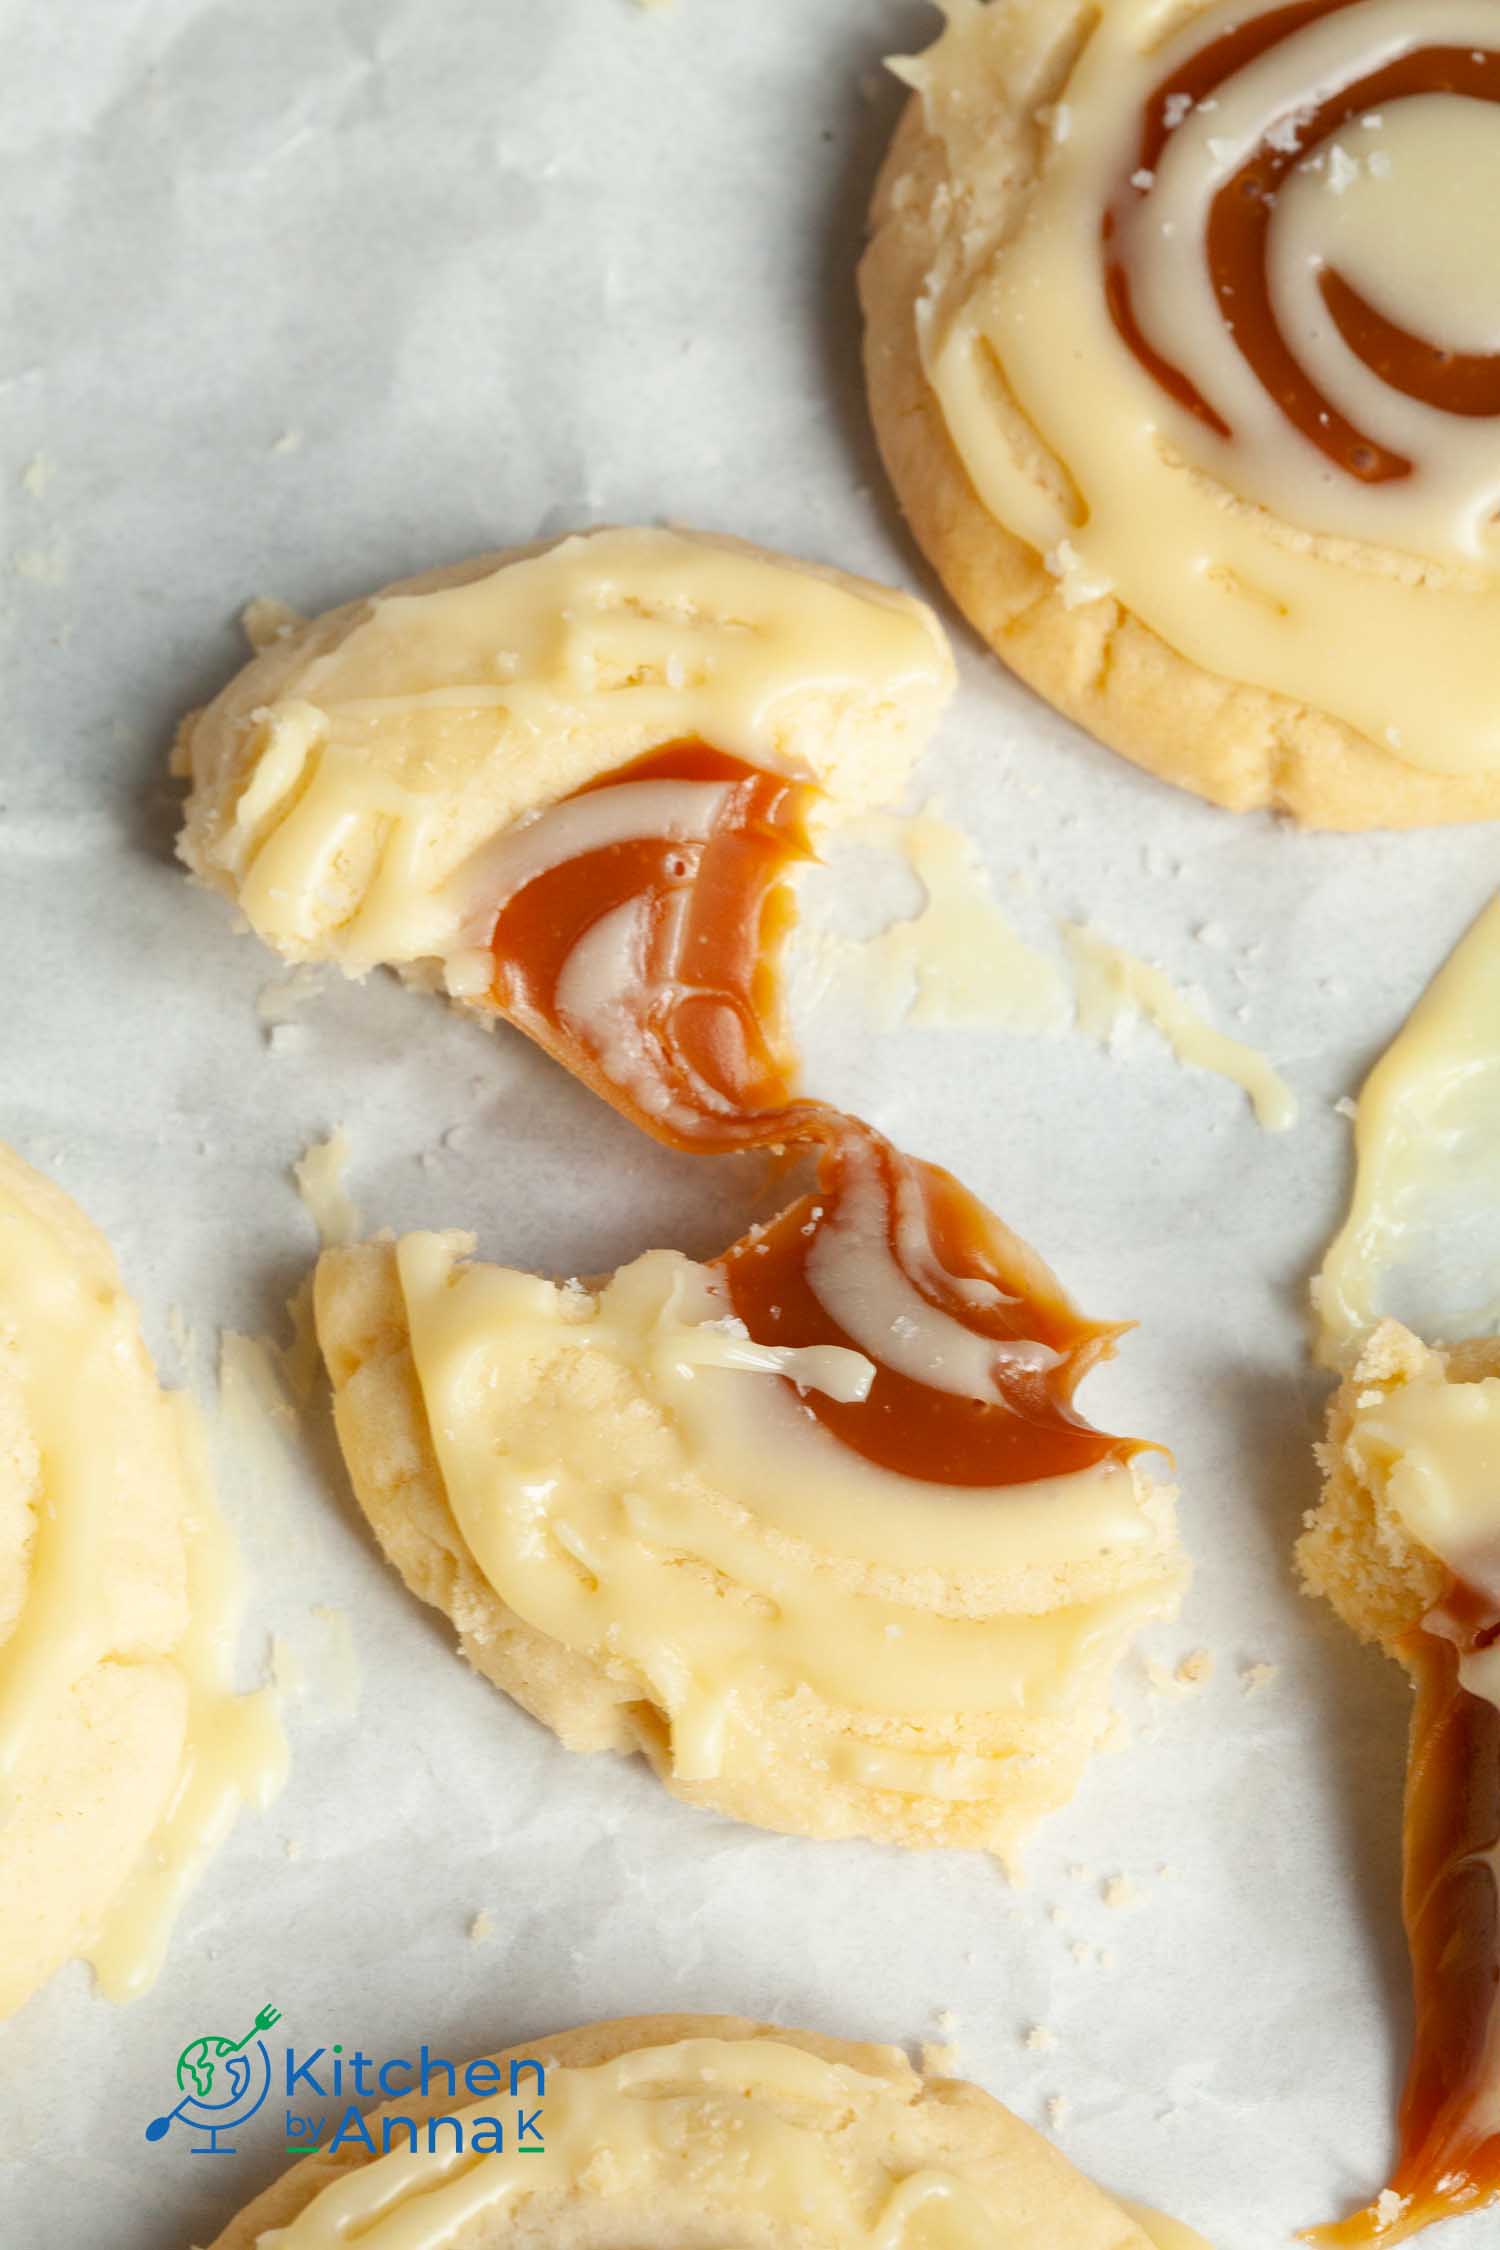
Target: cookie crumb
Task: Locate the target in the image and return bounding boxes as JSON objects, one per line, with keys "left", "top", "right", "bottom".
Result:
{"left": 1374, "top": 2190, "right": 1408, "bottom": 2226}
{"left": 1044, "top": 537, "right": 1112, "bottom": 609}
{"left": 284, "top": 1836, "right": 302, "bottom": 1861}
{"left": 1241, "top": 1660, "right": 1279, "bottom": 1694}
{"left": 294, "top": 1127, "right": 360, "bottom": 1248}
{"left": 469, "top": 1910, "right": 495, "bottom": 1944}
{"left": 242, "top": 596, "right": 304, "bottom": 651}
{"left": 921, "top": 2041, "right": 959, "bottom": 2074}
{"left": 1175, "top": 1648, "right": 1213, "bottom": 1688}
{"left": 1024, "top": 2023, "right": 1056, "bottom": 2052}
{"left": 1102, "top": 1874, "right": 1137, "bottom": 1910}
{"left": 1045, "top": 2093, "right": 1072, "bottom": 2131}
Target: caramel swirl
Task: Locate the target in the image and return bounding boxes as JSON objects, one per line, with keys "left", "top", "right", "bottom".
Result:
{"left": 483, "top": 744, "right": 1142, "bottom": 1491}
{"left": 1107, "top": 0, "right": 1500, "bottom": 484}
{"left": 489, "top": 741, "right": 821, "bottom": 1149}
{"left": 719, "top": 1117, "right": 1133, "bottom": 1489}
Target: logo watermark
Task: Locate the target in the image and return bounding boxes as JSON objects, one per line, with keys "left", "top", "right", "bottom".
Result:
{"left": 144, "top": 2004, "right": 280, "bottom": 2155}
{"left": 145, "top": 2007, "right": 546, "bottom": 2161}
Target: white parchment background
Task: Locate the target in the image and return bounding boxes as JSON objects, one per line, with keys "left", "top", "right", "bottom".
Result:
{"left": 2, "top": 2, "right": 1498, "bottom": 2245}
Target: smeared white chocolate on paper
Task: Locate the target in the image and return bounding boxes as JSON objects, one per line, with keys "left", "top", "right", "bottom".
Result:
{"left": 804, "top": 813, "right": 1294, "bottom": 1131}
{"left": 1316, "top": 892, "right": 1500, "bottom": 1366}
{"left": 1067, "top": 928, "right": 1298, "bottom": 1133}
{"left": 808, "top": 804, "right": 1068, "bottom": 1035}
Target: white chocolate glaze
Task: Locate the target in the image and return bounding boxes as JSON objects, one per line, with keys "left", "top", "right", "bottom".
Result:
{"left": 1339, "top": 1348, "right": 1500, "bottom": 1604}
{"left": 252, "top": 2033, "right": 1160, "bottom": 2250}
{"left": 1316, "top": 893, "right": 1500, "bottom": 1364}
{"left": 390, "top": 1229, "right": 1178, "bottom": 1802}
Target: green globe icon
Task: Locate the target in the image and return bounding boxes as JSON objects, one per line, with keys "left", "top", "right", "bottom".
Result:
{"left": 176, "top": 2035, "right": 249, "bottom": 2106}
{"left": 145, "top": 2004, "right": 281, "bottom": 2146}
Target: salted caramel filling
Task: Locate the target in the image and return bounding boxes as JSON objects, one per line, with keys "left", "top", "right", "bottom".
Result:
{"left": 1308, "top": 1365, "right": 1500, "bottom": 2243}
{"left": 1308, "top": 1590, "right": 1500, "bottom": 2245}
{"left": 719, "top": 1119, "right": 1133, "bottom": 1488}
{"left": 482, "top": 753, "right": 1138, "bottom": 1490}
{"left": 488, "top": 741, "right": 820, "bottom": 1149}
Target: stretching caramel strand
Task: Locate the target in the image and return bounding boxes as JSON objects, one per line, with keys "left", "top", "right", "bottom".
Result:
{"left": 1307, "top": 1580, "right": 1500, "bottom": 2245}
{"left": 485, "top": 741, "right": 1140, "bottom": 1490}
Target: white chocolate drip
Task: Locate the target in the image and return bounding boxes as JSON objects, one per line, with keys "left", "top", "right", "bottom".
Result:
{"left": 1315, "top": 892, "right": 1500, "bottom": 1364}
{"left": 806, "top": 1130, "right": 1061, "bottom": 1394}
{"left": 450, "top": 776, "right": 733, "bottom": 947}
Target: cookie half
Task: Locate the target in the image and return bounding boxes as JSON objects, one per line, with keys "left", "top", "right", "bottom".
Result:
{"left": 862, "top": 1, "right": 1500, "bottom": 827}
{"left": 205, "top": 2012, "right": 1176, "bottom": 2250}
{"left": 1299, "top": 1322, "right": 1500, "bottom": 2244}
{"left": 175, "top": 525, "right": 954, "bottom": 1007}
{"left": 315, "top": 1124, "right": 1183, "bottom": 1865}
{"left": 0, "top": 1142, "right": 283, "bottom": 2020}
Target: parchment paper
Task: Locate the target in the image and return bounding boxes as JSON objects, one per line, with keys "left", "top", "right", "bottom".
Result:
{"left": 3, "top": 3, "right": 1497, "bottom": 2244}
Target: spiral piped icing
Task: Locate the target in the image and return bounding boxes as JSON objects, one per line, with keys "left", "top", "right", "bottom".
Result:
{"left": 914, "top": 0, "right": 1500, "bottom": 775}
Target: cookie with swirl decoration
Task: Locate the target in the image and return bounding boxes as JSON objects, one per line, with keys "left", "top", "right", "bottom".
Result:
{"left": 206, "top": 2015, "right": 1207, "bottom": 2250}
{"left": 315, "top": 1110, "right": 1182, "bottom": 1861}
{"left": 862, "top": 0, "right": 1500, "bottom": 828}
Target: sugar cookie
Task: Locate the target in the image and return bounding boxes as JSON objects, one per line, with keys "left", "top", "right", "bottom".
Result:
{"left": 0, "top": 1142, "right": 283, "bottom": 2020}
{"left": 315, "top": 1117, "right": 1182, "bottom": 1864}
{"left": 862, "top": 1, "right": 1500, "bottom": 827}
{"left": 205, "top": 2013, "right": 1178, "bottom": 2250}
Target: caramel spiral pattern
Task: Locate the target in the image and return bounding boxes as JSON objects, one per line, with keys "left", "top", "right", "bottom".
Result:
{"left": 1105, "top": 0, "right": 1500, "bottom": 487}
